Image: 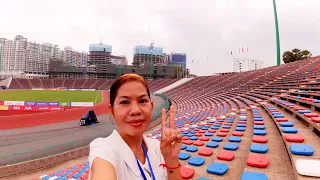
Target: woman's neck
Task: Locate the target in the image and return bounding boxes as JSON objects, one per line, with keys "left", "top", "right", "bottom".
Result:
{"left": 119, "top": 132, "right": 146, "bottom": 163}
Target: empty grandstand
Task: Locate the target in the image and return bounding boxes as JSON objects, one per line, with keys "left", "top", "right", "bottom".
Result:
{"left": 0, "top": 57, "right": 320, "bottom": 180}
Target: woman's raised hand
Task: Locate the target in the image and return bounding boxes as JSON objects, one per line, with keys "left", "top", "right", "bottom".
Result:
{"left": 160, "top": 106, "right": 182, "bottom": 161}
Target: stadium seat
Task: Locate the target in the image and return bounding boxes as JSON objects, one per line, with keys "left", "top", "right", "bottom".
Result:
{"left": 207, "top": 162, "right": 228, "bottom": 175}
{"left": 204, "top": 132, "right": 213, "bottom": 136}
{"left": 193, "top": 141, "right": 205, "bottom": 146}
{"left": 237, "top": 124, "right": 246, "bottom": 127}
{"left": 217, "top": 132, "right": 227, "bottom": 137}
{"left": 199, "top": 136, "right": 210, "bottom": 141}
{"left": 223, "top": 143, "right": 239, "bottom": 151}
{"left": 232, "top": 131, "right": 244, "bottom": 136}
{"left": 279, "top": 122, "right": 294, "bottom": 127}
{"left": 304, "top": 113, "right": 319, "bottom": 117}
{"left": 311, "top": 117, "right": 320, "bottom": 122}
{"left": 281, "top": 127, "right": 298, "bottom": 133}
{"left": 246, "top": 155, "right": 269, "bottom": 168}
{"left": 212, "top": 136, "right": 223, "bottom": 142}
{"left": 296, "top": 159, "right": 320, "bottom": 177}
{"left": 181, "top": 144, "right": 187, "bottom": 150}
{"left": 190, "top": 136, "right": 198, "bottom": 140}
{"left": 250, "top": 144, "right": 268, "bottom": 153}
{"left": 186, "top": 146, "right": 198, "bottom": 152}
{"left": 254, "top": 130, "right": 267, "bottom": 135}
{"left": 285, "top": 134, "right": 304, "bottom": 142}
{"left": 217, "top": 151, "right": 235, "bottom": 161}
{"left": 276, "top": 118, "right": 288, "bottom": 122}
{"left": 254, "top": 121, "right": 264, "bottom": 125}
{"left": 240, "top": 171, "right": 268, "bottom": 180}
{"left": 180, "top": 166, "right": 195, "bottom": 179}
{"left": 179, "top": 152, "right": 191, "bottom": 160}
{"left": 228, "top": 136, "right": 241, "bottom": 142}
{"left": 252, "top": 136, "right": 268, "bottom": 143}
{"left": 198, "top": 148, "right": 213, "bottom": 156}
{"left": 290, "top": 144, "right": 314, "bottom": 156}
{"left": 183, "top": 140, "right": 193, "bottom": 145}
{"left": 188, "top": 156, "right": 205, "bottom": 166}
{"left": 235, "top": 127, "right": 246, "bottom": 131}
{"left": 206, "top": 141, "right": 219, "bottom": 148}
{"left": 254, "top": 125, "right": 265, "bottom": 130}
{"left": 220, "top": 129, "right": 229, "bottom": 132}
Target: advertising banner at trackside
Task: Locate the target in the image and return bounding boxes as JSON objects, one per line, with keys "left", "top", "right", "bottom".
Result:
{"left": 9, "top": 105, "right": 35, "bottom": 111}
{"left": 48, "top": 102, "right": 59, "bottom": 106}
{"left": 36, "top": 106, "right": 64, "bottom": 111}
{"left": 4, "top": 101, "right": 25, "bottom": 106}
{"left": 81, "top": 89, "right": 96, "bottom": 91}
{"left": 0, "top": 105, "right": 9, "bottom": 110}
{"left": 25, "top": 102, "right": 36, "bottom": 106}
{"left": 35, "top": 102, "right": 49, "bottom": 106}
{"left": 59, "top": 102, "right": 71, "bottom": 106}
{"left": 0, "top": 101, "right": 3, "bottom": 105}
{"left": 70, "top": 102, "right": 94, "bottom": 107}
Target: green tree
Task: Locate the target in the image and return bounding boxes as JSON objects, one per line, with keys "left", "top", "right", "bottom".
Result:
{"left": 283, "top": 48, "right": 312, "bottom": 64}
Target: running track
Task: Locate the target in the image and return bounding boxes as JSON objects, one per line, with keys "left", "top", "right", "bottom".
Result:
{"left": 0, "top": 91, "right": 110, "bottom": 130}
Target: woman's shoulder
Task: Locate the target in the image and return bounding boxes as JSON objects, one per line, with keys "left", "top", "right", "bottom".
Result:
{"left": 89, "top": 131, "right": 117, "bottom": 151}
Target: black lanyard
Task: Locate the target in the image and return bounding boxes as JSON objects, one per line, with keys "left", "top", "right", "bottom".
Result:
{"left": 135, "top": 143, "right": 156, "bottom": 180}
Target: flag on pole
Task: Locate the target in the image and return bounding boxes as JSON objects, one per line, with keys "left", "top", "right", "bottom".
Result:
{"left": 242, "top": 47, "right": 244, "bottom": 52}
{"left": 231, "top": 50, "right": 232, "bottom": 55}
{"left": 247, "top": 46, "right": 249, "bottom": 52}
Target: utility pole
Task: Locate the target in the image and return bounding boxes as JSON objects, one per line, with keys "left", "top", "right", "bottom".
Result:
{"left": 273, "top": 0, "right": 281, "bottom": 65}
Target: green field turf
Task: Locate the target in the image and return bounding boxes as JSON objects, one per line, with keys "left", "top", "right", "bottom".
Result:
{"left": 0, "top": 90, "right": 102, "bottom": 103}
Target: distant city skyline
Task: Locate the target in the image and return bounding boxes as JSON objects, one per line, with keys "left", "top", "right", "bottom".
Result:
{"left": 1, "top": 0, "right": 320, "bottom": 76}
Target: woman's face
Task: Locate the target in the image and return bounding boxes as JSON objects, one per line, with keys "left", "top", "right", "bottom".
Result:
{"left": 110, "top": 81, "right": 153, "bottom": 137}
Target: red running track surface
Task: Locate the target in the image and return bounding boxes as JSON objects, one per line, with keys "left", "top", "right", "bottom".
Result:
{"left": 0, "top": 91, "right": 110, "bottom": 130}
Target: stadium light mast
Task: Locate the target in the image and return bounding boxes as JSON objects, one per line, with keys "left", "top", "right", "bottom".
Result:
{"left": 148, "top": 22, "right": 154, "bottom": 79}
{"left": 273, "top": 0, "right": 281, "bottom": 66}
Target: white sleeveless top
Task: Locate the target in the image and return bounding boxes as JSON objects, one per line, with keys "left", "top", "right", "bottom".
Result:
{"left": 88, "top": 130, "right": 168, "bottom": 180}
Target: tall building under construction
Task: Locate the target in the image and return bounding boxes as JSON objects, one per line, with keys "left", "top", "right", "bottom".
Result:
{"left": 132, "top": 46, "right": 164, "bottom": 67}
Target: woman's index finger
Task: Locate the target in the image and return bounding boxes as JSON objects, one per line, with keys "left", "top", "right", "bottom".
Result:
{"left": 169, "top": 105, "right": 175, "bottom": 128}
{"left": 161, "top": 108, "right": 167, "bottom": 140}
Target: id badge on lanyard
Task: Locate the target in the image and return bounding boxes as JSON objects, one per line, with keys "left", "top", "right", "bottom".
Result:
{"left": 136, "top": 143, "right": 156, "bottom": 180}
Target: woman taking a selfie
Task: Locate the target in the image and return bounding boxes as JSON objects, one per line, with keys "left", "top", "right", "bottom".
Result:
{"left": 89, "top": 74, "right": 183, "bottom": 180}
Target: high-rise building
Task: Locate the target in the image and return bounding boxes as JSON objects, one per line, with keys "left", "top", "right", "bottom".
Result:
{"left": 132, "top": 45, "right": 164, "bottom": 67}
{"left": 169, "top": 52, "right": 187, "bottom": 69}
{"left": 233, "top": 58, "right": 264, "bottom": 72}
{"left": 64, "top": 46, "right": 76, "bottom": 66}
{"left": 0, "top": 35, "right": 69, "bottom": 78}
{"left": 111, "top": 55, "right": 127, "bottom": 66}
{"left": 88, "top": 43, "right": 112, "bottom": 65}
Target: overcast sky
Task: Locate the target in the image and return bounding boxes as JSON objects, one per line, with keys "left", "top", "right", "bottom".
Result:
{"left": 1, "top": 0, "right": 319, "bottom": 76}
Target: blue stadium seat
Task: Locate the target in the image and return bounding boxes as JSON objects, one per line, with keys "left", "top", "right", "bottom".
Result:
{"left": 235, "top": 127, "right": 246, "bottom": 131}
{"left": 206, "top": 141, "right": 219, "bottom": 148}
{"left": 254, "top": 130, "right": 267, "bottom": 135}
{"left": 181, "top": 144, "right": 187, "bottom": 150}
{"left": 212, "top": 136, "right": 223, "bottom": 142}
{"left": 250, "top": 144, "right": 268, "bottom": 153}
{"left": 229, "top": 136, "right": 241, "bottom": 142}
{"left": 254, "top": 125, "right": 265, "bottom": 130}
{"left": 204, "top": 132, "right": 213, "bottom": 136}
{"left": 188, "top": 156, "right": 205, "bottom": 166}
{"left": 223, "top": 143, "right": 239, "bottom": 151}
{"left": 240, "top": 171, "right": 268, "bottom": 180}
{"left": 207, "top": 162, "right": 228, "bottom": 175}
{"left": 190, "top": 136, "right": 198, "bottom": 140}
{"left": 273, "top": 114, "right": 284, "bottom": 118}
{"left": 186, "top": 146, "right": 198, "bottom": 152}
{"left": 279, "top": 122, "right": 293, "bottom": 127}
{"left": 254, "top": 117, "right": 263, "bottom": 121}
{"left": 282, "top": 127, "right": 298, "bottom": 133}
{"left": 237, "top": 124, "right": 246, "bottom": 127}
{"left": 290, "top": 144, "right": 314, "bottom": 156}
{"left": 179, "top": 152, "right": 191, "bottom": 160}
